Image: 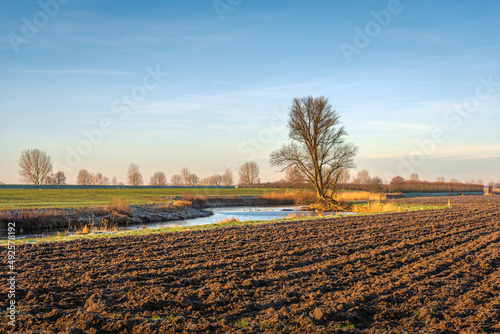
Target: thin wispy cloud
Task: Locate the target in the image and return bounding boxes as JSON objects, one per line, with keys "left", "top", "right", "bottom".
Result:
{"left": 15, "top": 69, "right": 134, "bottom": 76}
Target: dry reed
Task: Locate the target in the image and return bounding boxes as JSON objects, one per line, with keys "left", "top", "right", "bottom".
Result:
{"left": 332, "top": 191, "right": 386, "bottom": 202}
{"left": 260, "top": 190, "right": 312, "bottom": 205}
{"left": 350, "top": 201, "right": 403, "bottom": 214}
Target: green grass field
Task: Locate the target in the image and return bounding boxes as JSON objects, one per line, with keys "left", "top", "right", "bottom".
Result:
{"left": 0, "top": 188, "right": 277, "bottom": 210}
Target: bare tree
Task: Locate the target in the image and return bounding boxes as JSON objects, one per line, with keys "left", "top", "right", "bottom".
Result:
{"left": 44, "top": 171, "right": 66, "bottom": 185}
{"left": 200, "top": 176, "right": 213, "bottom": 186}
{"left": 186, "top": 173, "right": 199, "bottom": 186}
{"left": 199, "top": 177, "right": 211, "bottom": 186}
{"left": 200, "top": 174, "right": 224, "bottom": 186}
{"left": 77, "top": 169, "right": 92, "bottom": 185}
{"left": 391, "top": 176, "right": 405, "bottom": 184}
{"left": 170, "top": 174, "right": 182, "bottom": 186}
{"left": 370, "top": 176, "right": 383, "bottom": 193}
{"left": 436, "top": 176, "right": 445, "bottom": 182}
{"left": 180, "top": 168, "right": 191, "bottom": 186}
{"left": 450, "top": 178, "right": 460, "bottom": 183}
{"left": 270, "top": 96, "right": 357, "bottom": 208}
{"left": 285, "top": 165, "right": 304, "bottom": 183}
{"left": 45, "top": 174, "right": 55, "bottom": 185}
{"left": 92, "top": 173, "right": 109, "bottom": 185}
{"left": 18, "top": 149, "right": 53, "bottom": 185}
{"left": 127, "top": 163, "right": 143, "bottom": 186}
{"left": 409, "top": 173, "right": 419, "bottom": 181}
{"left": 111, "top": 176, "right": 118, "bottom": 186}
{"left": 353, "top": 170, "right": 371, "bottom": 184}
{"left": 337, "top": 169, "right": 351, "bottom": 184}
{"left": 476, "top": 179, "right": 483, "bottom": 185}
{"left": 212, "top": 174, "right": 222, "bottom": 186}
{"left": 53, "top": 171, "right": 66, "bottom": 185}
{"left": 150, "top": 172, "right": 167, "bottom": 186}
{"left": 221, "top": 168, "right": 233, "bottom": 186}
{"left": 239, "top": 161, "right": 260, "bottom": 185}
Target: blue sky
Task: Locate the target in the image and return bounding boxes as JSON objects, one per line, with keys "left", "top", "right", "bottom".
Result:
{"left": 1, "top": 0, "right": 499, "bottom": 184}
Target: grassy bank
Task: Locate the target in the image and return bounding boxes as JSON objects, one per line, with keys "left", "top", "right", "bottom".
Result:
{"left": 1, "top": 203, "right": 448, "bottom": 246}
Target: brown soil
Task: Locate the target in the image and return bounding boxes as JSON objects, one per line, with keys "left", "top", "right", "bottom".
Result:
{"left": 1, "top": 196, "right": 499, "bottom": 333}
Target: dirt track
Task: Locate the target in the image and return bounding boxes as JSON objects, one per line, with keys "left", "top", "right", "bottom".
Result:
{"left": 1, "top": 196, "right": 500, "bottom": 333}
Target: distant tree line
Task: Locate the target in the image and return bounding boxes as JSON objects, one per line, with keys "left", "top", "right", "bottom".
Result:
{"left": 13, "top": 148, "right": 496, "bottom": 191}
{"left": 248, "top": 169, "right": 485, "bottom": 193}
{"left": 14, "top": 149, "right": 265, "bottom": 187}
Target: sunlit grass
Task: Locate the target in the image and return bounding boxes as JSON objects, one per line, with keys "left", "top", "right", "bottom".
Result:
{"left": 0, "top": 188, "right": 398, "bottom": 211}
{"left": 0, "top": 188, "right": 288, "bottom": 210}
{"left": 350, "top": 201, "right": 403, "bottom": 214}
{"left": 332, "top": 191, "right": 386, "bottom": 201}
{"left": 350, "top": 201, "right": 446, "bottom": 214}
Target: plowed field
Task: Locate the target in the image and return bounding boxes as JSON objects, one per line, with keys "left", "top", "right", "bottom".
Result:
{"left": 1, "top": 196, "right": 500, "bottom": 333}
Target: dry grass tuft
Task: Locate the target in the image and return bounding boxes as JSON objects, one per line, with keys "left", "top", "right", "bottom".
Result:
{"left": 173, "top": 200, "right": 192, "bottom": 209}
{"left": 350, "top": 201, "right": 403, "bottom": 214}
{"left": 74, "top": 218, "right": 116, "bottom": 235}
{"left": 216, "top": 216, "right": 240, "bottom": 224}
{"left": 76, "top": 224, "right": 89, "bottom": 235}
{"left": 102, "top": 197, "right": 130, "bottom": 215}
{"left": 286, "top": 212, "right": 309, "bottom": 219}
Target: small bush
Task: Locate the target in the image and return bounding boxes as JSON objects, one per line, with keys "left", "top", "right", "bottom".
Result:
{"left": 216, "top": 217, "right": 240, "bottom": 224}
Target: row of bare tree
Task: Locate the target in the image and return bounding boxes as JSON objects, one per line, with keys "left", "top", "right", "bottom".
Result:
{"left": 126, "top": 163, "right": 259, "bottom": 186}
{"left": 13, "top": 148, "right": 497, "bottom": 188}
{"left": 15, "top": 149, "right": 262, "bottom": 186}
{"left": 76, "top": 170, "right": 113, "bottom": 185}
{"left": 284, "top": 165, "right": 489, "bottom": 187}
